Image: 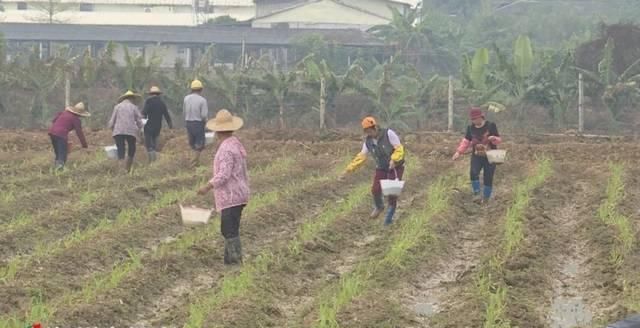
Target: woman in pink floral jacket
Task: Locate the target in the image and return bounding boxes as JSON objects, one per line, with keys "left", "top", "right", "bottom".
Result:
{"left": 198, "top": 109, "right": 249, "bottom": 265}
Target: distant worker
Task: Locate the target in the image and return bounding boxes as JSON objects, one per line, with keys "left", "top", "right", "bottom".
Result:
{"left": 198, "top": 109, "right": 249, "bottom": 265}
{"left": 341, "top": 116, "right": 405, "bottom": 226}
{"left": 109, "top": 90, "right": 143, "bottom": 173}
{"left": 142, "top": 86, "right": 173, "bottom": 162}
{"left": 452, "top": 107, "right": 502, "bottom": 204}
{"left": 48, "top": 102, "right": 90, "bottom": 170}
{"left": 184, "top": 79, "right": 208, "bottom": 166}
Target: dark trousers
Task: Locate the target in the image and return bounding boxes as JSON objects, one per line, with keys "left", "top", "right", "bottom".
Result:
{"left": 49, "top": 134, "right": 68, "bottom": 164}
{"left": 186, "top": 121, "right": 205, "bottom": 151}
{"left": 221, "top": 205, "right": 245, "bottom": 239}
{"left": 470, "top": 155, "right": 496, "bottom": 187}
{"left": 113, "top": 135, "right": 137, "bottom": 160}
{"left": 372, "top": 165, "right": 405, "bottom": 208}
{"left": 144, "top": 128, "right": 160, "bottom": 152}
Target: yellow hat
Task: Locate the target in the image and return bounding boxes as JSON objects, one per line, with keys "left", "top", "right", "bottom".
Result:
{"left": 191, "top": 80, "right": 203, "bottom": 90}
{"left": 206, "top": 109, "right": 244, "bottom": 132}
{"left": 149, "top": 86, "right": 162, "bottom": 94}
{"left": 65, "top": 102, "right": 90, "bottom": 117}
{"left": 118, "top": 90, "right": 142, "bottom": 103}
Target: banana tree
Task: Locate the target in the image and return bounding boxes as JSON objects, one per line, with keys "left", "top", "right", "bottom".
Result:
{"left": 575, "top": 38, "right": 640, "bottom": 120}
{"left": 120, "top": 45, "right": 161, "bottom": 94}
{"left": 249, "top": 68, "right": 296, "bottom": 129}
{"left": 296, "top": 54, "right": 365, "bottom": 129}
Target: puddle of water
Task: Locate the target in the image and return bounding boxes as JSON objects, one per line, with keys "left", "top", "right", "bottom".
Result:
{"left": 550, "top": 296, "right": 593, "bottom": 328}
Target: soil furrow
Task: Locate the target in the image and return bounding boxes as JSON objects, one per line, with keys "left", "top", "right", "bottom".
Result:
{"left": 156, "top": 157, "right": 446, "bottom": 328}
{"left": 0, "top": 153, "right": 324, "bottom": 317}
{"left": 47, "top": 161, "right": 361, "bottom": 326}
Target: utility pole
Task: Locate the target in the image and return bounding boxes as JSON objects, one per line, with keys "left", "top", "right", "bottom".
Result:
{"left": 578, "top": 73, "right": 584, "bottom": 135}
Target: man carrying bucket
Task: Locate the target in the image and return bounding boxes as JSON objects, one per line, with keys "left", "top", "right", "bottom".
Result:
{"left": 48, "top": 102, "right": 90, "bottom": 170}
{"left": 197, "top": 109, "right": 249, "bottom": 265}
{"left": 341, "top": 116, "right": 405, "bottom": 226}
{"left": 452, "top": 107, "right": 502, "bottom": 204}
{"left": 184, "top": 80, "right": 208, "bottom": 167}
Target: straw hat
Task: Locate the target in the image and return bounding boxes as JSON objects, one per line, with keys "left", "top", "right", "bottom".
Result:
{"left": 191, "top": 80, "right": 203, "bottom": 91}
{"left": 206, "top": 109, "right": 244, "bottom": 132}
{"left": 65, "top": 102, "right": 90, "bottom": 117}
{"left": 118, "top": 90, "right": 142, "bottom": 103}
{"left": 149, "top": 86, "right": 162, "bottom": 94}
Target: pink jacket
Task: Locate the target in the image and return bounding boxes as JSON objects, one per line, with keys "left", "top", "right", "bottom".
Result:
{"left": 209, "top": 136, "right": 250, "bottom": 212}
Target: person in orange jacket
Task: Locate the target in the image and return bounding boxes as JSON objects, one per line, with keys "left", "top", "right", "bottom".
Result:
{"left": 341, "top": 116, "right": 405, "bottom": 225}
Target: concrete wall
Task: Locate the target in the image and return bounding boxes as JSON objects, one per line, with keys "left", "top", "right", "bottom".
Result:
{"left": 340, "top": 0, "right": 409, "bottom": 19}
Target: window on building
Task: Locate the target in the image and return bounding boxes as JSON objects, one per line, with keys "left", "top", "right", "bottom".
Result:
{"left": 79, "top": 3, "right": 94, "bottom": 11}
{"left": 17, "top": 2, "right": 27, "bottom": 10}
{"left": 144, "top": 7, "right": 151, "bottom": 12}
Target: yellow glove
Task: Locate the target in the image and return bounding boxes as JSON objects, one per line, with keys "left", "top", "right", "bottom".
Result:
{"left": 345, "top": 152, "right": 367, "bottom": 173}
{"left": 390, "top": 145, "right": 405, "bottom": 163}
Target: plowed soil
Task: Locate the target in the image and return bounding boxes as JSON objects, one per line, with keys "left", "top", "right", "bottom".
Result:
{"left": 1, "top": 130, "right": 640, "bottom": 328}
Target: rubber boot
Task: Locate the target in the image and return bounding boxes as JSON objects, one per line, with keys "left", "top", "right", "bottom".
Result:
{"left": 383, "top": 206, "right": 396, "bottom": 226}
{"left": 483, "top": 186, "right": 493, "bottom": 204}
{"left": 54, "top": 160, "right": 64, "bottom": 171}
{"left": 147, "top": 150, "right": 156, "bottom": 163}
{"left": 370, "top": 193, "right": 384, "bottom": 219}
{"left": 224, "top": 237, "right": 243, "bottom": 265}
{"left": 472, "top": 180, "right": 482, "bottom": 203}
{"left": 125, "top": 157, "right": 134, "bottom": 173}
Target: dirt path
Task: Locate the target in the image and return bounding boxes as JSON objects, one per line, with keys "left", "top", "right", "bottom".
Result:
{"left": 545, "top": 171, "right": 606, "bottom": 328}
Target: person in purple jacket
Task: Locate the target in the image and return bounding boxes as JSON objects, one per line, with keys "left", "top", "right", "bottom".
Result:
{"left": 48, "top": 102, "right": 90, "bottom": 170}
{"left": 197, "top": 109, "right": 249, "bottom": 265}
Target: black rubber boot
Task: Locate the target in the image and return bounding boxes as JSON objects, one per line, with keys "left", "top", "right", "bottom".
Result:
{"left": 224, "top": 237, "right": 243, "bottom": 265}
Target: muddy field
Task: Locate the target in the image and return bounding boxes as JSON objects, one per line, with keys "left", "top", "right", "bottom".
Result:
{"left": 1, "top": 129, "right": 639, "bottom": 328}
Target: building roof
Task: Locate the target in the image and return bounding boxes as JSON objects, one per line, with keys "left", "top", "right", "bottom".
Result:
{"left": 0, "top": 22, "right": 385, "bottom": 47}
{"left": 253, "top": 0, "right": 389, "bottom": 23}
{"left": 3, "top": 0, "right": 255, "bottom": 5}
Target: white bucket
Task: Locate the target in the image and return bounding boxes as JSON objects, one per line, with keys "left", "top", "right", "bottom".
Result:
{"left": 104, "top": 145, "right": 118, "bottom": 160}
{"left": 381, "top": 179, "right": 405, "bottom": 196}
{"left": 180, "top": 205, "right": 213, "bottom": 226}
{"left": 205, "top": 132, "right": 215, "bottom": 145}
{"left": 486, "top": 149, "right": 507, "bottom": 164}
{"left": 141, "top": 118, "right": 148, "bottom": 126}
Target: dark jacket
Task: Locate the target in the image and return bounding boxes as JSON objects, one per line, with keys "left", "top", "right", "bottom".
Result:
{"left": 365, "top": 128, "right": 404, "bottom": 170}
{"left": 142, "top": 95, "right": 173, "bottom": 132}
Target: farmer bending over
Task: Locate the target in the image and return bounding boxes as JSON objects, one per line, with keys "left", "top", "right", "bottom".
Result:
{"left": 48, "top": 102, "right": 89, "bottom": 170}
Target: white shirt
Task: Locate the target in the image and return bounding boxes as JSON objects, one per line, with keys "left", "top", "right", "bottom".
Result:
{"left": 360, "top": 129, "right": 401, "bottom": 154}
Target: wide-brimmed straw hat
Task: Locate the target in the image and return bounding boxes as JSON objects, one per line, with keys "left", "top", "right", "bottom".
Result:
{"left": 206, "top": 109, "right": 244, "bottom": 132}
{"left": 65, "top": 102, "right": 90, "bottom": 117}
{"left": 118, "top": 90, "right": 142, "bottom": 103}
{"left": 149, "top": 86, "right": 162, "bottom": 94}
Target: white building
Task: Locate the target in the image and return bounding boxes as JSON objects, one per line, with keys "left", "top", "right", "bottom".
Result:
{"left": 0, "top": 0, "right": 255, "bottom": 26}
{"left": 252, "top": 0, "right": 419, "bottom": 30}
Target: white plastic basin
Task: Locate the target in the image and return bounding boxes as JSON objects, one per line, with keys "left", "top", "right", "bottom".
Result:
{"left": 205, "top": 132, "right": 215, "bottom": 145}
{"left": 486, "top": 149, "right": 507, "bottom": 164}
{"left": 381, "top": 179, "right": 405, "bottom": 196}
{"left": 104, "top": 145, "right": 118, "bottom": 160}
{"left": 180, "top": 205, "right": 213, "bottom": 226}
